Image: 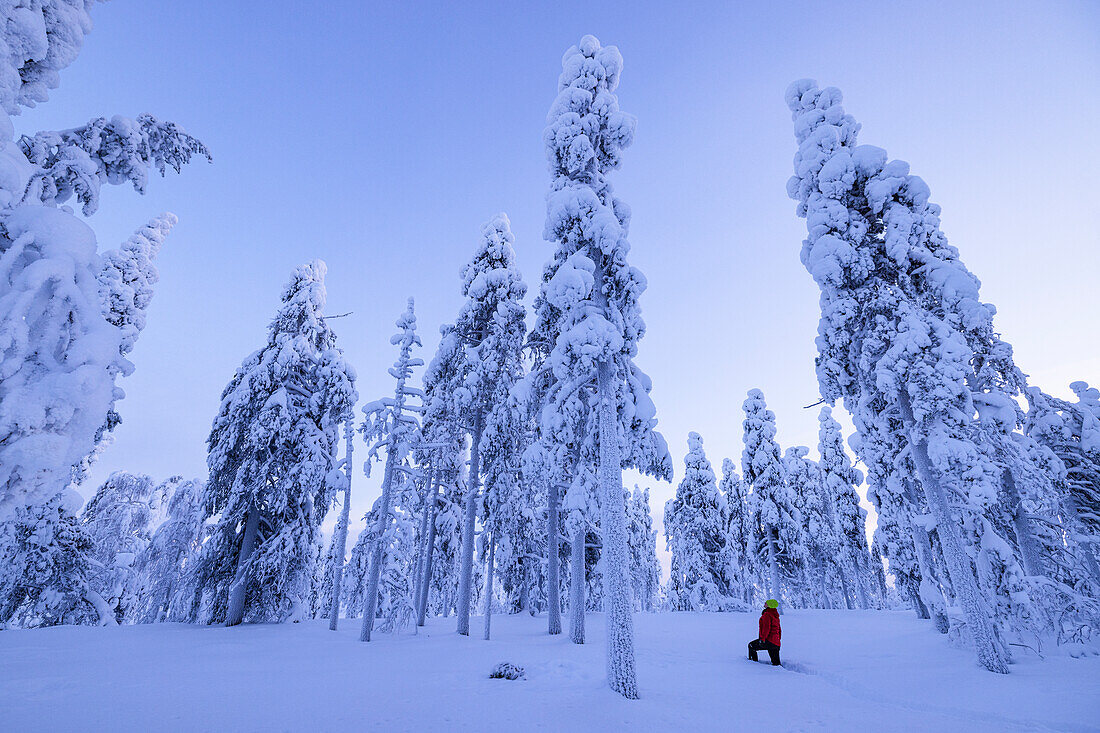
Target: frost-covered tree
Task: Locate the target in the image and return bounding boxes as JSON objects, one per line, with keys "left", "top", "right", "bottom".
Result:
{"left": 187, "top": 261, "right": 355, "bottom": 626}
{"left": 0, "top": 488, "right": 112, "bottom": 627}
{"left": 80, "top": 471, "right": 169, "bottom": 622}
{"left": 1026, "top": 384, "right": 1100, "bottom": 587}
{"left": 627, "top": 485, "right": 660, "bottom": 612}
{"left": 665, "top": 433, "right": 732, "bottom": 611}
{"left": 785, "top": 79, "right": 1039, "bottom": 671}
{"left": 413, "top": 326, "right": 466, "bottom": 625}
{"left": 785, "top": 446, "right": 830, "bottom": 608}
{"left": 129, "top": 478, "right": 206, "bottom": 623}
{"left": 720, "top": 459, "right": 754, "bottom": 605}
{"left": 450, "top": 213, "right": 527, "bottom": 637}
{"left": 319, "top": 418, "right": 356, "bottom": 628}
{"left": 818, "top": 406, "right": 872, "bottom": 609}
{"left": 742, "top": 390, "right": 802, "bottom": 612}
{"left": 0, "top": 3, "right": 207, "bottom": 521}
{"left": 534, "top": 34, "right": 672, "bottom": 698}
{"left": 358, "top": 298, "right": 422, "bottom": 642}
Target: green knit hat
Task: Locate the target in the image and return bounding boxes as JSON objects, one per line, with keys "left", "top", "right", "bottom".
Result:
{"left": 765, "top": 599, "right": 778, "bottom": 609}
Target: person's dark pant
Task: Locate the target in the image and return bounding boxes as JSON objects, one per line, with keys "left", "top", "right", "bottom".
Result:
{"left": 748, "top": 639, "right": 781, "bottom": 666}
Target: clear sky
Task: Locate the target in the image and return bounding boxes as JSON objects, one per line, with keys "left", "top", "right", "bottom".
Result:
{"left": 24, "top": 1, "right": 1100, "bottom": 565}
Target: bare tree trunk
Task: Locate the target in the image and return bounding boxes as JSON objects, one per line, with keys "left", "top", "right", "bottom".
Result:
{"left": 226, "top": 505, "right": 261, "bottom": 627}
{"left": 1002, "top": 468, "right": 1045, "bottom": 578}
{"left": 570, "top": 526, "right": 586, "bottom": 644}
{"left": 456, "top": 410, "right": 484, "bottom": 636}
{"left": 328, "top": 421, "right": 355, "bottom": 630}
{"left": 547, "top": 478, "right": 563, "bottom": 635}
{"left": 416, "top": 476, "right": 441, "bottom": 627}
{"left": 816, "top": 557, "right": 832, "bottom": 609}
{"left": 766, "top": 532, "right": 783, "bottom": 612}
{"left": 838, "top": 561, "right": 853, "bottom": 610}
{"left": 596, "top": 359, "right": 638, "bottom": 699}
{"left": 483, "top": 533, "right": 496, "bottom": 640}
{"left": 897, "top": 390, "right": 1009, "bottom": 674}
{"left": 360, "top": 444, "right": 399, "bottom": 642}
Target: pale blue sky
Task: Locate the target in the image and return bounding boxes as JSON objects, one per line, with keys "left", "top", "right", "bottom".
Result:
{"left": 25, "top": 1, "right": 1099, "bottom": 549}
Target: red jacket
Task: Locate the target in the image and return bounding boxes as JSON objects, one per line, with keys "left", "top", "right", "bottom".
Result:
{"left": 758, "top": 607, "right": 781, "bottom": 647}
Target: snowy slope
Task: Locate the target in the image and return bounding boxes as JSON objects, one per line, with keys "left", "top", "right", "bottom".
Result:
{"left": 1, "top": 611, "right": 1096, "bottom": 732}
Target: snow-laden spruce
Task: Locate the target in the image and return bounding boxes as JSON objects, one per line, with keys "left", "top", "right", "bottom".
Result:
{"left": 0, "top": 2, "right": 207, "bottom": 521}
{"left": 80, "top": 472, "right": 170, "bottom": 623}
{"left": 665, "top": 433, "right": 734, "bottom": 611}
{"left": 720, "top": 458, "right": 755, "bottom": 605}
{"left": 741, "top": 389, "right": 802, "bottom": 612}
{"left": 185, "top": 261, "right": 356, "bottom": 626}
{"left": 817, "top": 406, "right": 873, "bottom": 610}
{"left": 530, "top": 34, "right": 672, "bottom": 699}
{"left": 627, "top": 485, "right": 660, "bottom": 612}
{"left": 129, "top": 478, "right": 206, "bottom": 624}
{"left": 413, "top": 325, "right": 468, "bottom": 624}
{"left": 358, "top": 298, "right": 421, "bottom": 641}
{"left": 445, "top": 214, "right": 529, "bottom": 637}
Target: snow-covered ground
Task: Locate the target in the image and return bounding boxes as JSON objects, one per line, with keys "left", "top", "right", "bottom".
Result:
{"left": 1, "top": 610, "right": 1097, "bottom": 732}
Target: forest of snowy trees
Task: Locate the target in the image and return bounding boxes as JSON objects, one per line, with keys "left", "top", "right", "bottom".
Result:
{"left": 0, "top": 3, "right": 1097, "bottom": 704}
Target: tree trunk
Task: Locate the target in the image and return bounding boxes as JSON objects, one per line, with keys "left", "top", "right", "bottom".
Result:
{"left": 547, "top": 478, "right": 563, "bottom": 635}
{"left": 455, "top": 410, "right": 484, "bottom": 636}
{"left": 483, "top": 533, "right": 495, "bottom": 640}
{"left": 226, "top": 505, "right": 261, "bottom": 627}
{"left": 837, "top": 559, "right": 854, "bottom": 610}
{"left": 328, "top": 421, "right": 355, "bottom": 631}
{"left": 596, "top": 359, "right": 638, "bottom": 699}
{"left": 907, "top": 576, "right": 930, "bottom": 619}
{"left": 417, "top": 477, "right": 441, "bottom": 627}
{"left": 897, "top": 390, "right": 1009, "bottom": 674}
{"left": 570, "top": 525, "right": 586, "bottom": 644}
{"left": 816, "top": 557, "right": 832, "bottom": 609}
{"left": 411, "top": 472, "right": 437, "bottom": 627}
{"left": 766, "top": 532, "right": 783, "bottom": 612}
{"left": 360, "top": 441, "right": 400, "bottom": 642}
{"left": 1001, "top": 468, "right": 1045, "bottom": 578}
{"left": 854, "top": 553, "right": 870, "bottom": 610}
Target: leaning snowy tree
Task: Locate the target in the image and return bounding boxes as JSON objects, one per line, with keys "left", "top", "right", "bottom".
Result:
{"left": 785, "top": 79, "right": 1076, "bottom": 671}
{"left": 358, "top": 298, "right": 423, "bottom": 642}
{"left": 0, "top": 2, "right": 209, "bottom": 521}
{"left": 449, "top": 213, "right": 528, "bottom": 637}
{"left": 534, "top": 35, "right": 672, "bottom": 697}
{"left": 187, "top": 261, "right": 356, "bottom": 626}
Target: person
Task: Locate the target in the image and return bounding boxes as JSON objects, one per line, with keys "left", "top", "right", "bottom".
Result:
{"left": 748, "top": 599, "right": 781, "bottom": 666}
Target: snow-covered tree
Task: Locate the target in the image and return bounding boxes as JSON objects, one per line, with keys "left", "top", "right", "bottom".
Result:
{"left": 358, "top": 298, "right": 422, "bottom": 642}
{"left": 627, "top": 485, "right": 660, "bottom": 612}
{"left": 187, "top": 261, "right": 355, "bottom": 626}
{"left": 449, "top": 213, "right": 527, "bottom": 637}
{"left": 785, "top": 79, "right": 1039, "bottom": 671}
{"left": 818, "top": 406, "right": 872, "bottom": 609}
{"left": 665, "top": 433, "right": 732, "bottom": 611}
{"left": 80, "top": 471, "right": 169, "bottom": 622}
{"left": 742, "top": 389, "right": 801, "bottom": 612}
{"left": 0, "top": 489, "right": 111, "bottom": 628}
{"left": 784, "top": 446, "right": 829, "bottom": 608}
{"left": 720, "top": 458, "right": 754, "bottom": 605}
{"left": 129, "top": 478, "right": 206, "bottom": 623}
{"left": 323, "top": 419, "right": 356, "bottom": 629}
{"left": 1026, "top": 384, "right": 1100, "bottom": 587}
{"left": 413, "top": 325, "right": 467, "bottom": 625}
{"left": 534, "top": 34, "right": 672, "bottom": 698}
{"left": 0, "top": 3, "right": 207, "bottom": 521}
